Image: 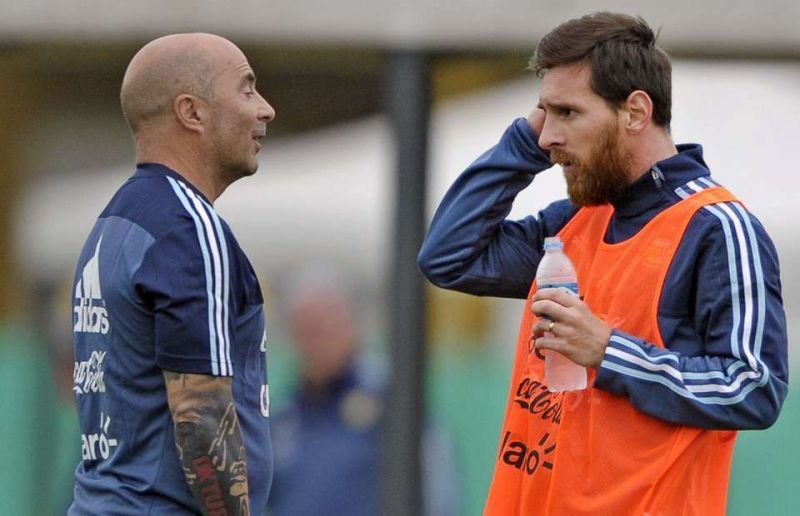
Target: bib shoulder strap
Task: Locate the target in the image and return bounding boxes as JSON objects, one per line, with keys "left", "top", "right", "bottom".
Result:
{"left": 680, "top": 186, "right": 739, "bottom": 208}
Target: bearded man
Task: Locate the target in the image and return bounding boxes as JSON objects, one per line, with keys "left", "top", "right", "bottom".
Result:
{"left": 418, "top": 12, "right": 788, "bottom": 516}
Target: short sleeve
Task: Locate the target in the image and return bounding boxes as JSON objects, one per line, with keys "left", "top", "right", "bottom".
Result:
{"left": 135, "top": 220, "right": 235, "bottom": 377}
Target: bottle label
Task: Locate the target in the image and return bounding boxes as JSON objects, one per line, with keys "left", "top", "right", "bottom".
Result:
{"left": 537, "top": 281, "right": 579, "bottom": 295}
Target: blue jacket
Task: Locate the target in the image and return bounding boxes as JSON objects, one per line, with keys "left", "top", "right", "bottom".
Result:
{"left": 268, "top": 361, "right": 460, "bottom": 516}
{"left": 418, "top": 118, "right": 788, "bottom": 430}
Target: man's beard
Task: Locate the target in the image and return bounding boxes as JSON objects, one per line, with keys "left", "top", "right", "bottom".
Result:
{"left": 551, "top": 121, "right": 631, "bottom": 207}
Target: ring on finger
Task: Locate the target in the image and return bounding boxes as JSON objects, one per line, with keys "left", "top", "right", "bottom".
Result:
{"left": 547, "top": 320, "right": 556, "bottom": 333}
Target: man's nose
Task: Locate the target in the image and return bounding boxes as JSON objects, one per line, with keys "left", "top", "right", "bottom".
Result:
{"left": 537, "top": 117, "right": 562, "bottom": 151}
{"left": 258, "top": 93, "right": 276, "bottom": 122}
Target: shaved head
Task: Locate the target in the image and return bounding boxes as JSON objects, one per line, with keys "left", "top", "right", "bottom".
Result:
{"left": 119, "top": 32, "right": 274, "bottom": 199}
{"left": 120, "top": 33, "right": 237, "bottom": 134}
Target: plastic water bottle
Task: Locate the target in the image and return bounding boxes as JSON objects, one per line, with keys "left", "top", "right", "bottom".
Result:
{"left": 536, "top": 236, "right": 587, "bottom": 392}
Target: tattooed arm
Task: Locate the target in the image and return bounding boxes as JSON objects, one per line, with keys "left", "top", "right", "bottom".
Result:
{"left": 163, "top": 371, "right": 249, "bottom": 516}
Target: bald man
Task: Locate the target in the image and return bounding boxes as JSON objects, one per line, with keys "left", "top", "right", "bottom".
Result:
{"left": 69, "top": 34, "right": 275, "bottom": 515}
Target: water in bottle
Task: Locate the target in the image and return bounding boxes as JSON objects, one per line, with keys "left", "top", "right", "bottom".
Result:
{"left": 536, "top": 236, "right": 587, "bottom": 392}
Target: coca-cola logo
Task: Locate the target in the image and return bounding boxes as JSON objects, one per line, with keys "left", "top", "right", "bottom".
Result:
{"left": 512, "top": 377, "right": 562, "bottom": 424}
{"left": 73, "top": 350, "right": 106, "bottom": 395}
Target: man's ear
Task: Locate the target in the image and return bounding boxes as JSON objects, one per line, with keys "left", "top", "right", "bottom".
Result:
{"left": 173, "top": 94, "right": 207, "bottom": 134}
{"left": 624, "top": 90, "right": 653, "bottom": 135}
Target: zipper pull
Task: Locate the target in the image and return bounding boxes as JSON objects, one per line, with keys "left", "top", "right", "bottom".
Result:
{"left": 650, "top": 167, "right": 664, "bottom": 189}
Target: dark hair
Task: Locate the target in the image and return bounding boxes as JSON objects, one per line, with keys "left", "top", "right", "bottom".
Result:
{"left": 531, "top": 12, "right": 672, "bottom": 129}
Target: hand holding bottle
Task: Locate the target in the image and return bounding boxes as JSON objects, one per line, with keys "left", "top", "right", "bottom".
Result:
{"left": 531, "top": 288, "right": 612, "bottom": 371}
{"left": 534, "top": 237, "right": 588, "bottom": 391}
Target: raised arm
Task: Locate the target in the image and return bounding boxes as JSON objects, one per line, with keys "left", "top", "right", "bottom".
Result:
{"left": 418, "top": 117, "right": 576, "bottom": 299}
{"left": 164, "top": 371, "right": 249, "bottom": 516}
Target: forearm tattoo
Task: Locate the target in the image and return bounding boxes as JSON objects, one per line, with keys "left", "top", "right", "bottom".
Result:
{"left": 166, "top": 372, "right": 250, "bottom": 516}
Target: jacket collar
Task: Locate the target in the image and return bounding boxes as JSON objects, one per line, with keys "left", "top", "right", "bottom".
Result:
{"left": 612, "top": 143, "right": 710, "bottom": 218}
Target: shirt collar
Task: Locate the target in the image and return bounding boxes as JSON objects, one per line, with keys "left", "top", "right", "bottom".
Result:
{"left": 134, "top": 162, "right": 213, "bottom": 205}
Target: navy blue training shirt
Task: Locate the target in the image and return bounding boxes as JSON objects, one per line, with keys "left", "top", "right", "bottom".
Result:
{"left": 418, "top": 118, "right": 788, "bottom": 430}
{"left": 69, "top": 163, "right": 272, "bottom": 515}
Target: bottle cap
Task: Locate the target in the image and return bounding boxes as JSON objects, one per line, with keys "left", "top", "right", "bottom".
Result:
{"left": 543, "top": 237, "right": 563, "bottom": 251}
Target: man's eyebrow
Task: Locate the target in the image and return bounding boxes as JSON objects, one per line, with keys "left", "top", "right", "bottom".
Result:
{"left": 539, "top": 99, "right": 580, "bottom": 111}
{"left": 240, "top": 71, "right": 256, "bottom": 86}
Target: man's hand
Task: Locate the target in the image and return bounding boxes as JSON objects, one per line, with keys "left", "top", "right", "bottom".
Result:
{"left": 531, "top": 288, "right": 612, "bottom": 369}
{"left": 527, "top": 107, "right": 546, "bottom": 139}
{"left": 164, "top": 371, "right": 250, "bottom": 516}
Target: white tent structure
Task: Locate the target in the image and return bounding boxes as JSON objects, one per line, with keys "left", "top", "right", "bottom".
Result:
{"left": 2, "top": 0, "right": 799, "bottom": 54}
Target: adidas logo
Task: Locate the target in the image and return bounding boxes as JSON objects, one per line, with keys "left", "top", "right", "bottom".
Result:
{"left": 74, "top": 237, "right": 110, "bottom": 334}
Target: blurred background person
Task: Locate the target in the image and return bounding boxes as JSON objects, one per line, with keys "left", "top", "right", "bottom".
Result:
{"left": 267, "top": 263, "right": 460, "bottom": 516}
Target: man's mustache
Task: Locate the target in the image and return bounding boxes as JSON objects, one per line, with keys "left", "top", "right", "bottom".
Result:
{"left": 550, "top": 149, "right": 578, "bottom": 166}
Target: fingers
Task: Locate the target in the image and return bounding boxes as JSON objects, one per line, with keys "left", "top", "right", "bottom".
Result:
{"left": 531, "top": 288, "right": 581, "bottom": 320}
{"left": 534, "top": 329, "right": 606, "bottom": 369}
{"left": 532, "top": 318, "right": 555, "bottom": 339}
{"left": 531, "top": 299, "right": 571, "bottom": 323}
{"left": 531, "top": 311, "right": 612, "bottom": 369}
{"left": 533, "top": 333, "right": 569, "bottom": 354}
{"left": 533, "top": 287, "right": 579, "bottom": 305}
{"left": 527, "top": 107, "right": 546, "bottom": 137}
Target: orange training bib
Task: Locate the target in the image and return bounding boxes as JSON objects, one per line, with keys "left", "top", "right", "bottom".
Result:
{"left": 485, "top": 187, "right": 738, "bottom": 516}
